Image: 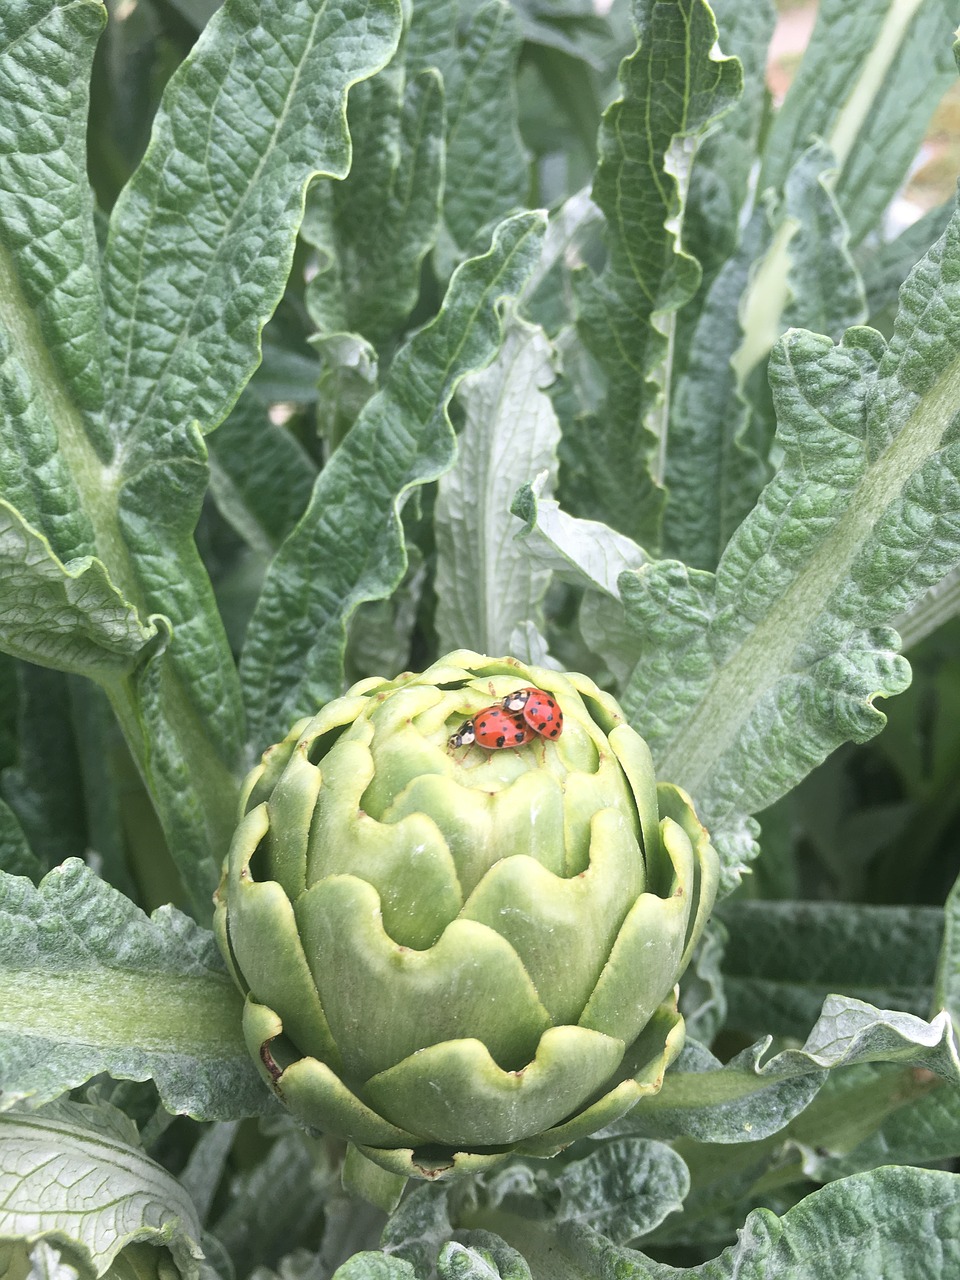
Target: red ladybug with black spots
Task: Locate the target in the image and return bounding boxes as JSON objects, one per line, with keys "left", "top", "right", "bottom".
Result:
{"left": 448, "top": 705, "right": 535, "bottom": 751}
{"left": 501, "top": 687, "right": 563, "bottom": 740}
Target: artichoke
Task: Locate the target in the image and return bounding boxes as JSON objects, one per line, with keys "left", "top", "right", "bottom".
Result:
{"left": 214, "top": 651, "right": 718, "bottom": 1201}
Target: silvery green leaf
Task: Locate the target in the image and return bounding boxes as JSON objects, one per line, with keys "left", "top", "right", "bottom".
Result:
{"left": 759, "top": 0, "right": 960, "bottom": 248}
{"left": 510, "top": 481, "right": 646, "bottom": 680}
{"left": 0, "top": 502, "right": 160, "bottom": 680}
{"left": 211, "top": 1125, "right": 333, "bottom": 1269}
{"left": 103, "top": 0, "right": 401, "bottom": 452}
{"left": 558, "top": 1167, "right": 960, "bottom": 1278}
{"left": 331, "top": 1257, "right": 417, "bottom": 1280}
{"left": 206, "top": 395, "right": 316, "bottom": 559}
{"left": 661, "top": 210, "right": 769, "bottom": 570}
{"left": 437, "top": 1239, "right": 530, "bottom": 1280}
{"left": 575, "top": 0, "right": 741, "bottom": 547}
{"left": 679, "top": 919, "right": 727, "bottom": 1047}
{"left": 623, "top": 209, "right": 960, "bottom": 859}
{"left": 0, "top": 861, "right": 266, "bottom": 1120}
{"left": 798, "top": 1063, "right": 960, "bottom": 1180}
{"left": 862, "top": 196, "right": 958, "bottom": 326}
{"left": 0, "top": 0, "right": 403, "bottom": 914}
{"left": 936, "top": 864, "right": 960, "bottom": 1032}
{"left": 622, "top": 996, "right": 960, "bottom": 1145}
{"left": 0, "top": 1099, "right": 204, "bottom": 1280}
{"left": 303, "top": 64, "right": 444, "bottom": 343}
{"left": 0, "top": 798, "right": 41, "bottom": 881}
{"left": 553, "top": 1139, "right": 689, "bottom": 1243}
{"left": 434, "top": 320, "right": 560, "bottom": 656}
{"left": 733, "top": 142, "right": 866, "bottom": 396}
{"left": 682, "top": 0, "right": 775, "bottom": 279}
{"left": 381, "top": 1183, "right": 453, "bottom": 1277}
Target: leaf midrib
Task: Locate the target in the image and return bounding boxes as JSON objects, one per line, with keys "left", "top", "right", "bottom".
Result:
{"left": 0, "top": 968, "right": 245, "bottom": 1053}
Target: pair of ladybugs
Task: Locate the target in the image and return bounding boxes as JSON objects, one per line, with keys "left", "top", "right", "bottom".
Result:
{"left": 448, "top": 686, "right": 563, "bottom": 751}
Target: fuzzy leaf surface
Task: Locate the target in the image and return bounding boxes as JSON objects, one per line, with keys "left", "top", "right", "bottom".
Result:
{"left": 434, "top": 320, "right": 559, "bottom": 658}
{"left": 407, "top": 0, "right": 527, "bottom": 269}
{"left": 0, "top": 1099, "right": 204, "bottom": 1280}
{"left": 552, "top": 1139, "right": 689, "bottom": 1243}
{"left": 559, "top": 1167, "right": 960, "bottom": 1278}
{"left": 0, "top": 862, "right": 267, "bottom": 1120}
{"left": 304, "top": 64, "right": 444, "bottom": 343}
{"left": 0, "top": 503, "right": 160, "bottom": 680}
{"left": 0, "top": 0, "right": 402, "bottom": 913}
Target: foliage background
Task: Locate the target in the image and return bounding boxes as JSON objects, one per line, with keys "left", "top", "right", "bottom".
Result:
{"left": 3, "top": 0, "right": 960, "bottom": 1276}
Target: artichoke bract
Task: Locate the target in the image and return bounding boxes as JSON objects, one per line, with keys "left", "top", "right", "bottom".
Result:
{"left": 214, "top": 651, "right": 718, "bottom": 1197}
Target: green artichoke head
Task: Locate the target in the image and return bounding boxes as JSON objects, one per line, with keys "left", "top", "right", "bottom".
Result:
{"left": 214, "top": 651, "right": 718, "bottom": 1190}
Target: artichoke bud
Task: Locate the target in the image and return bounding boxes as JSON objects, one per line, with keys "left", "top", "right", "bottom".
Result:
{"left": 214, "top": 651, "right": 718, "bottom": 1196}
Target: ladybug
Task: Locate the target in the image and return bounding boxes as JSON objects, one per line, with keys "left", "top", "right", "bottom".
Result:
{"left": 501, "top": 687, "right": 563, "bottom": 740}
{"left": 448, "top": 706, "right": 535, "bottom": 751}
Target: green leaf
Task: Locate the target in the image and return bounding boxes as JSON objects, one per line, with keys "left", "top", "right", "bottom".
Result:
{"left": 0, "top": 861, "right": 268, "bottom": 1120}
{"left": 558, "top": 1167, "right": 960, "bottom": 1278}
{"left": 0, "top": 502, "right": 160, "bottom": 680}
{"left": 381, "top": 1183, "right": 453, "bottom": 1278}
{"left": 660, "top": 211, "right": 769, "bottom": 570}
{"left": 936, "top": 867, "right": 960, "bottom": 1030}
{"left": 863, "top": 197, "right": 958, "bottom": 327}
{"left": 210, "top": 1123, "right": 332, "bottom": 1267}
{"left": 303, "top": 64, "right": 444, "bottom": 343}
{"left": 682, "top": 0, "right": 776, "bottom": 279}
{"left": 624, "top": 208, "right": 960, "bottom": 849}
{"left": 553, "top": 1139, "right": 689, "bottom": 1243}
{"left": 103, "top": 0, "right": 401, "bottom": 451}
{"left": 0, "top": 0, "right": 110, "bottom": 508}
{"left": 206, "top": 393, "right": 316, "bottom": 559}
{"left": 439, "top": 1235, "right": 531, "bottom": 1280}
{"left": 332, "top": 1257, "right": 417, "bottom": 1280}
{"left": 722, "top": 901, "right": 944, "bottom": 1040}
{"left": 240, "top": 211, "right": 545, "bottom": 749}
{"left": 1, "top": 0, "right": 402, "bottom": 913}
{"left": 510, "top": 481, "right": 645, "bottom": 682}
{"left": 620, "top": 994, "right": 960, "bottom": 1146}
{"left": 1, "top": 666, "right": 86, "bottom": 870}
{"left": 575, "top": 0, "right": 741, "bottom": 547}
{"left": 732, "top": 142, "right": 866, "bottom": 395}
{"left": 434, "top": 319, "right": 560, "bottom": 658}
{"left": 0, "top": 1099, "right": 204, "bottom": 1280}
{"left": 797, "top": 1063, "right": 960, "bottom": 1180}
{"left": 407, "top": 0, "right": 527, "bottom": 270}
{"left": 0, "top": 797, "right": 41, "bottom": 881}
{"left": 759, "top": 0, "right": 960, "bottom": 248}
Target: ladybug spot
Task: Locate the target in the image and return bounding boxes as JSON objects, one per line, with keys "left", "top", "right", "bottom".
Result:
{"left": 495, "top": 735, "right": 506, "bottom": 747}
